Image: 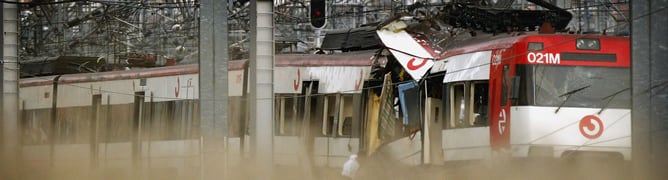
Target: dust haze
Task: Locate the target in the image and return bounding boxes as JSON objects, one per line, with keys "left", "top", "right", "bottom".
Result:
{"left": 2, "top": 132, "right": 632, "bottom": 180}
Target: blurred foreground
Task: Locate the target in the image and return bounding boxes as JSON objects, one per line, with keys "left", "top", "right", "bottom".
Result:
{"left": 8, "top": 150, "right": 629, "bottom": 180}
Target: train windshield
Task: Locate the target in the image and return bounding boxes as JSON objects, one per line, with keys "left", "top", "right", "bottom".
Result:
{"left": 518, "top": 65, "right": 631, "bottom": 108}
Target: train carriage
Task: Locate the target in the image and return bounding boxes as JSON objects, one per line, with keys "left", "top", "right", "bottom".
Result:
{"left": 18, "top": 51, "right": 378, "bottom": 178}
{"left": 17, "top": 17, "right": 632, "bottom": 179}
{"left": 428, "top": 33, "right": 631, "bottom": 162}
{"left": 19, "top": 63, "right": 242, "bottom": 179}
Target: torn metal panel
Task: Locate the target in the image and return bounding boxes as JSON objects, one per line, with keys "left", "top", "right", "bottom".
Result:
{"left": 376, "top": 29, "right": 436, "bottom": 59}
{"left": 387, "top": 49, "right": 434, "bottom": 81}
{"left": 431, "top": 59, "right": 447, "bottom": 74}
{"left": 376, "top": 20, "right": 440, "bottom": 81}
{"left": 398, "top": 82, "right": 418, "bottom": 126}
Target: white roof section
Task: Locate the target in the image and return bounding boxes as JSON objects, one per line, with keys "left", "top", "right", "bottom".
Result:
{"left": 442, "top": 51, "right": 492, "bottom": 83}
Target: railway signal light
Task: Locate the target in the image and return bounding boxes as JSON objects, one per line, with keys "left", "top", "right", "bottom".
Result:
{"left": 310, "top": 0, "right": 326, "bottom": 28}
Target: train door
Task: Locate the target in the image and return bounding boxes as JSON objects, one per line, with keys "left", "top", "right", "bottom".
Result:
{"left": 274, "top": 92, "right": 302, "bottom": 165}
{"left": 273, "top": 81, "right": 321, "bottom": 166}
{"left": 300, "top": 81, "right": 319, "bottom": 168}
{"left": 441, "top": 51, "right": 493, "bottom": 162}
{"left": 425, "top": 73, "right": 444, "bottom": 165}
{"left": 442, "top": 80, "right": 490, "bottom": 161}
{"left": 314, "top": 93, "right": 360, "bottom": 167}
{"left": 489, "top": 49, "right": 515, "bottom": 153}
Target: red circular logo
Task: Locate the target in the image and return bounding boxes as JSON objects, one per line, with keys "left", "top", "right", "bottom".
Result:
{"left": 406, "top": 58, "right": 428, "bottom": 70}
{"left": 579, "top": 115, "right": 604, "bottom": 139}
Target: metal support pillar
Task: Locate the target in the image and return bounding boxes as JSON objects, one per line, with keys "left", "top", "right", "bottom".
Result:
{"left": 2, "top": 1, "right": 19, "bottom": 179}
{"left": 0, "top": 1, "right": 5, "bottom": 177}
{"left": 249, "top": 1, "right": 274, "bottom": 179}
{"left": 199, "top": 0, "right": 228, "bottom": 179}
{"left": 0, "top": 0, "right": 4, "bottom": 127}
{"left": 632, "top": 0, "right": 668, "bottom": 179}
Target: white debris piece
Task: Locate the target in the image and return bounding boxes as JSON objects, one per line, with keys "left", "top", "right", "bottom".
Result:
{"left": 341, "top": 154, "right": 360, "bottom": 178}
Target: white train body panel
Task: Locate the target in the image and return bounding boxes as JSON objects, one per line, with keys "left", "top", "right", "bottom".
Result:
{"left": 442, "top": 127, "right": 491, "bottom": 161}
{"left": 313, "top": 137, "right": 360, "bottom": 167}
{"left": 510, "top": 106, "right": 631, "bottom": 160}
{"left": 20, "top": 69, "right": 245, "bottom": 109}
{"left": 274, "top": 66, "right": 370, "bottom": 94}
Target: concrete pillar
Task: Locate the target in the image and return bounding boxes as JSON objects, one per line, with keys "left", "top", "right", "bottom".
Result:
{"left": 198, "top": 0, "right": 228, "bottom": 179}
{"left": 249, "top": 1, "right": 274, "bottom": 179}
{"left": 631, "top": 0, "right": 668, "bottom": 179}
{"left": 2, "top": 1, "right": 20, "bottom": 179}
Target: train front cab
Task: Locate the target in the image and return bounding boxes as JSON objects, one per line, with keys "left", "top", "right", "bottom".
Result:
{"left": 504, "top": 35, "right": 631, "bottom": 162}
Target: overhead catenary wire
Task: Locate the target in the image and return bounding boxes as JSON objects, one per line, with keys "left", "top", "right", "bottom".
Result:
{"left": 9, "top": 0, "right": 655, "bottom": 102}
{"left": 9, "top": 3, "right": 655, "bottom": 101}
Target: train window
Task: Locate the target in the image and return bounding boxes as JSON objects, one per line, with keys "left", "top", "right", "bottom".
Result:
{"left": 527, "top": 42, "right": 544, "bottom": 51}
{"left": 228, "top": 95, "right": 245, "bottom": 137}
{"left": 340, "top": 117, "right": 353, "bottom": 136}
{"left": 275, "top": 95, "right": 301, "bottom": 136}
{"left": 133, "top": 91, "right": 145, "bottom": 134}
{"left": 275, "top": 96, "right": 284, "bottom": 135}
{"left": 90, "top": 94, "right": 101, "bottom": 164}
{"left": 149, "top": 101, "right": 165, "bottom": 139}
{"left": 515, "top": 65, "right": 532, "bottom": 106}
{"left": 449, "top": 83, "right": 467, "bottom": 128}
{"left": 338, "top": 95, "right": 354, "bottom": 137}
{"left": 106, "top": 100, "right": 131, "bottom": 142}
{"left": 501, "top": 65, "right": 509, "bottom": 106}
{"left": 323, "top": 95, "right": 338, "bottom": 136}
{"left": 91, "top": 94, "right": 101, "bottom": 144}
{"left": 21, "top": 107, "right": 50, "bottom": 145}
{"left": 442, "top": 83, "right": 448, "bottom": 130}
{"left": 58, "top": 108, "right": 79, "bottom": 143}
{"left": 469, "top": 82, "right": 489, "bottom": 127}
{"left": 298, "top": 81, "right": 321, "bottom": 137}
{"left": 132, "top": 91, "right": 144, "bottom": 159}
{"left": 149, "top": 99, "right": 196, "bottom": 141}
{"left": 167, "top": 100, "right": 197, "bottom": 140}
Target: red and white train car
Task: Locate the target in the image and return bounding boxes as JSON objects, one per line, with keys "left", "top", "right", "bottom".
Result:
{"left": 429, "top": 33, "right": 630, "bottom": 162}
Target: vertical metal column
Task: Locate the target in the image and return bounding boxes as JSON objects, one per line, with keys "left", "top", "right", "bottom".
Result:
{"left": 0, "top": 1, "right": 5, "bottom": 176}
{"left": 212, "top": 0, "right": 229, "bottom": 143}
{"left": 2, "top": 1, "right": 19, "bottom": 178}
{"left": 199, "top": 0, "right": 228, "bottom": 179}
{"left": 0, "top": 0, "right": 4, "bottom": 126}
{"left": 249, "top": 1, "right": 274, "bottom": 179}
{"left": 632, "top": 0, "right": 668, "bottom": 179}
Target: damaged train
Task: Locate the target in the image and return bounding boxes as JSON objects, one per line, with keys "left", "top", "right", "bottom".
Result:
{"left": 17, "top": 1, "right": 630, "bottom": 179}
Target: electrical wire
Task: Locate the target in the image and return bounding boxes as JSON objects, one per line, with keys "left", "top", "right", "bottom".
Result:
{"left": 12, "top": 4, "right": 652, "bottom": 102}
